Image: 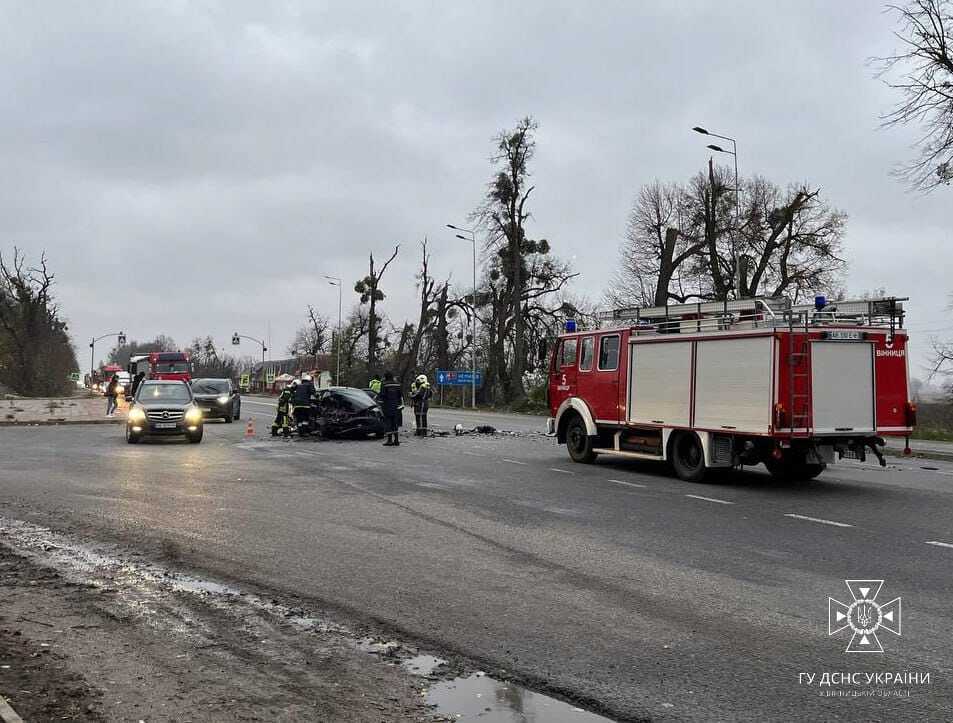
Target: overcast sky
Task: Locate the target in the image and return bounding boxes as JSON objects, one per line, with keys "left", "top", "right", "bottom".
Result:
{"left": 2, "top": 1, "right": 949, "bottom": 377}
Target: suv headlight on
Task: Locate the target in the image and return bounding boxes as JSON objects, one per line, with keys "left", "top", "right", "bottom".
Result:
{"left": 217, "top": 395, "right": 229, "bottom": 405}
{"left": 128, "top": 407, "right": 146, "bottom": 423}
{"left": 185, "top": 406, "right": 203, "bottom": 423}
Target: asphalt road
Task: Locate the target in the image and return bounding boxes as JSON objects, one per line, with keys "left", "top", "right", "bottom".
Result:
{"left": 1, "top": 398, "right": 951, "bottom": 721}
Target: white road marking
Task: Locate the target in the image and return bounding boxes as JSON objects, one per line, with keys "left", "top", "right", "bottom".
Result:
{"left": 244, "top": 400, "right": 275, "bottom": 407}
{"left": 784, "top": 513, "right": 853, "bottom": 528}
{"left": 685, "top": 494, "right": 733, "bottom": 505}
{"left": 501, "top": 459, "right": 527, "bottom": 465}
{"left": 608, "top": 479, "right": 647, "bottom": 489}
{"left": 548, "top": 468, "right": 573, "bottom": 475}
{"left": 461, "top": 451, "right": 482, "bottom": 457}
{"left": 925, "top": 540, "right": 953, "bottom": 549}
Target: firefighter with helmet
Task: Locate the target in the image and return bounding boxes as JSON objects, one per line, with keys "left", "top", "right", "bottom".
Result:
{"left": 272, "top": 381, "right": 294, "bottom": 437}
{"left": 293, "top": 374, "right": 317, "bottom": 432}
{"left": 410, "top": 373, "right": 432, "bottom": 437}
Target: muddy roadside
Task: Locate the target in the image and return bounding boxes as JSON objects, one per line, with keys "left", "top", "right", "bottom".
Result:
{"left": 0, "top": 523, "right": 442, "bottom": 722}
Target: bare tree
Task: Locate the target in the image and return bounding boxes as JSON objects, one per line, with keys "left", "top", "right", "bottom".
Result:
{"left": 875, "top": 0, "right": 953, "bottom": 190}
{"left": 0, "top": 248, "right": 78, "bottom": 396}
{"left": 354, "top": 244, "right": 399, "bottom": 375}
{"left": 288, "top": 306, "right": 331, "bottom": 356}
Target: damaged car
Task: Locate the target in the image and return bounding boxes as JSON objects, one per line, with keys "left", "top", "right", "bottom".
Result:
{"left": 314, "top": 387, "right": 387, "bottom": 439}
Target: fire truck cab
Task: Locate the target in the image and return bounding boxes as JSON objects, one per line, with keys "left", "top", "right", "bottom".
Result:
{"left": 128, "top": 352, "right": 192, "bottom": 383}
{"left": 547, "top": 296, "right": 915, "bottom": 482}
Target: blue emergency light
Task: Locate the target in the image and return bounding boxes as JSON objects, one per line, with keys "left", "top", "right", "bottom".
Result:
{"left": 565, "top": 319, "right": 577, "bottom": 333}
{"left": 814, "top": 295, "right": 827, "bottom": 311}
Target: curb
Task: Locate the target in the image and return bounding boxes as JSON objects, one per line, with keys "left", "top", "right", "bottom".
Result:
{"left": 0, "top": 418, "right": 123, "bottom": 427}
{"left": 0, "top": 695, "right": 24, "bottom": 723}
{"left": 884, "top": 449, "right": 953, "bottom": 463}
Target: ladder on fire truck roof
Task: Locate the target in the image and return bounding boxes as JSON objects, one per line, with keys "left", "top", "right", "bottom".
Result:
{"left": 596, "top": 296, "right": 907, "bottom": 334}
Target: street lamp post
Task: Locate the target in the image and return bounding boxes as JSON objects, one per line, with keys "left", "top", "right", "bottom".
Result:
{"left": 89, "top": 331, "right": 126, "bottom": 384}
{"left": 693, "top": 126, "right": 742, "bottom": 298}
{"left": 447, "top": 224, "right": 477, "bottom": 409}
{"left": 324, "top": 275, "right": 343, "bottom": 385}
{"left": 232, "top": 333, "right": 268, "bottom": 391}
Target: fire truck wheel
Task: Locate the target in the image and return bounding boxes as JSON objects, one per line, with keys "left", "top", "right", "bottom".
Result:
{"left": 565, "top": 415, "right": 596, "bottom": 463}
{"left": 671, "top": 432, "right": 706, "bottom": 482}
{"left": 765, "top": 454, "right": 826, "bottom": 481}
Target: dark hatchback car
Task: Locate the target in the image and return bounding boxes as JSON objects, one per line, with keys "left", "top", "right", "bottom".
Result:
{"left": 314, "top": 387, "right": 387, "bottom": 438}
{"left": 190, "top": 378, "right": 241, "bottom": 422}
{"left": 126, "top": 380, "right": 204, "bottom": 444}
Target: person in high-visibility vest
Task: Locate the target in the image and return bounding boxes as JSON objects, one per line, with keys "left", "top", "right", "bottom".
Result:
{"left": 410, "top": 374, "right": 432, "bottom": 437}
{"left": 368, "top": 374, "right": 382, "bottom": 396}
{"left": 272, "top": 384, "right": 293, "bottom": 437}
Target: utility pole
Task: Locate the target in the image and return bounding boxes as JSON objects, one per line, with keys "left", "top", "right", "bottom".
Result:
{"left": 447, "top": 224, "right": 478, "bottom": 409}
{"left": 324, "top": 276, "right": 343, "bottom": 385}
{"left": 89, "top": 331, "right": 126, "bottom": 383}
{"left": 693, "top": 126, "right": 742, "bottom": 298}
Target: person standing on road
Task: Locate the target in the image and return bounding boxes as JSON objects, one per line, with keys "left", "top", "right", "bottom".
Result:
{"left": 379, "top": 371, "right": 403, "bottom": 447}
{"left": 410, "top": 374, "right": 432, "bottom": 437}
{"left": 131, "top": 371, "right": 146, "bottom": 399}
{"left": 105, "top": 374, "right": 120, "bottom": 417}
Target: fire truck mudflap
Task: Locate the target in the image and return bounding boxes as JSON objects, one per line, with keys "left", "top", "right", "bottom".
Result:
{"left": 547, "top": 296, "right": 914, "bottom": 482}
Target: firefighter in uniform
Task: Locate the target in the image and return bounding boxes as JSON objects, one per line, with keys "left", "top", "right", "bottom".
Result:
{"left": 379, "top": 371, "right": 403, "bottom": 446}
{"left": 293, "top": 374, "right": 317, "bottom": 433}
{"left": 272, "top": 382, "right": 293, "bottom": 437}
{"left": 410, "top": 374, "right": 432, "bottom": 437}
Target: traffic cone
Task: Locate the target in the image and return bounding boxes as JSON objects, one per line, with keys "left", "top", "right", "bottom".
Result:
{"left": 245, "top": 418, "right": 255, "bottom": 439}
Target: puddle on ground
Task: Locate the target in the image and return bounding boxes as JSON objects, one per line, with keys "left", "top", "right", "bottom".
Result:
{"left": 425, "top": 672, "right": 614, "bottom": 722}
{"left": 402, "top": 653, "right": 446, "bottom": 676}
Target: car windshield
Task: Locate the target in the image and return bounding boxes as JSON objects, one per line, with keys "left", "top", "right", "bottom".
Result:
{"left": 154, "top": 362, "right": 190, "bottom": 373}
{"left": 192, "top": 380, "right": 229, "bottom": 394}
{"left": 330, "top": 389, "right": 377, "bottom": 411}
{"left": 138, "top": 383, "right": 191, "bottom": 403}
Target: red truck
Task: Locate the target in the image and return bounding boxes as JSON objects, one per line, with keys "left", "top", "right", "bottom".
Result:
{"left": 128, "top": 352, "right": 192, "bottom": 384}
{"left": 547, "top": 296, "right": 914, "bottom": 482}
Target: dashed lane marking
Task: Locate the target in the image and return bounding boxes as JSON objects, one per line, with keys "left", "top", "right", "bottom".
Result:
{"left": 501, "top": 459, "right": 527, "bottom": 465}
{"left": 784, "top": 513, "right": 853, "bottom": 528}
{"left": 685, "top": 494, "right": 733, "bottom": 505}
{"left": 548, "top": 468, "right": 573, "bottom": 475}
{"left": 608, "top": 479, "right": 647, "bottom": 489}
{"left": 925, "top": 540, "right": 953, "bottom": 549}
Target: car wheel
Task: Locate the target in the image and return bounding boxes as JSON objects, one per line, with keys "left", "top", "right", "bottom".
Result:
{"left": 565, "top": 414, "right": 596, "bottom": 464}
{"left": 671, "top": 431, "right": 707, "bottom": 482}
{"left": 125, "top": 426, "right": 141, "bottom": 444}
{"left": 187, "top": 428, "right": 204, "bottom": 444}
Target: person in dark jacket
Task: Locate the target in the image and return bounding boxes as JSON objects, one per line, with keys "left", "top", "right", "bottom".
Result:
{"left": 379, "top": 371, "right": 403, "bottom": 446}
{"left": 105, "top": 374, "right": 120, "bottom": 416}
{"left": 292, "top": 375, "right": 317, "bottom": 431}
{"left": 131, "top": 371, "right": 146, "bottom": 398}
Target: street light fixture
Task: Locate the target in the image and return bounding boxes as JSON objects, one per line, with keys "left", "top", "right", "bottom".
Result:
{"left": 232, "top": 333, "right": 268, "bottom": 389}
{"left": 447, "top": 224, "right": 478, "bottom": 409}
{"left": 694, "top": 126, "right": 742, "bottom": 298}
{"left": 324, "top": 275, "right": 343, "bottom": 385}
{"left": 89, "top": 331, "right": 126, "bottom": 383}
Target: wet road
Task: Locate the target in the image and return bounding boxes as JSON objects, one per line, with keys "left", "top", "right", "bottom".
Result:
{"left": 1, "top": 400, "right": 952, "bottom": 721}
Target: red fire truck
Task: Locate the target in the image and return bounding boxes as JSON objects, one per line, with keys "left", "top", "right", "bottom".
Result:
{"left": 547, "top": 296, "right": 915, "bottom": 481}
{"left": 127, "top": 351, "right": 192, "bottom": 383}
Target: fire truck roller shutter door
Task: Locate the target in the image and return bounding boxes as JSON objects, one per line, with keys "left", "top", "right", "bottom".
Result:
{"left": 629, "top": 341, "right": 692, "bottom": 426}
{"left": 694, "top": 336, "right": 774, "bottom": 433}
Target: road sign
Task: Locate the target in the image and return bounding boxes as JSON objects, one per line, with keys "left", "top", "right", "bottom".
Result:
{"left": 239, "top": 373, "right": 250, "bottom": 390}
{"left": 232, "top": 333, "right": 240, "bottom": 345}
{"left": 69, "top": 372, "right": 81, "bottom": 382}
{"left": 436, "top": 369, "right": 483, "bottom": 387}
{"left": 265, "top": 372, "right": 275, "bottom": 384}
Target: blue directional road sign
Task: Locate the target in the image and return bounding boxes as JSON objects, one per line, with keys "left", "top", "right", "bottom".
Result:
{"left": 436, "top": 369, "right": 483, "bottom": 387}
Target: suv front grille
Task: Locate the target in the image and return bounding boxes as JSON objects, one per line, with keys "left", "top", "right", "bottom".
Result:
{"left": 146, "top": 410, "right": 184, "bottom": 421}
